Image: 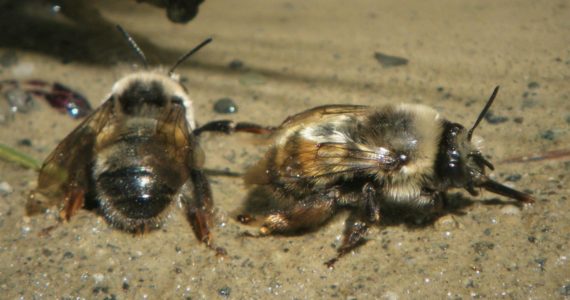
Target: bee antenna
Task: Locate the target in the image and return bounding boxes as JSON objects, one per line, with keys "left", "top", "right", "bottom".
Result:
{"left": 168, "top": 37, "right": 213, "bottom": 77}
{"left": 116, "top": 25, "right": 148, "bottom": 69}
{"left": 467, "top": 86, "right": 500, "bottom": 141}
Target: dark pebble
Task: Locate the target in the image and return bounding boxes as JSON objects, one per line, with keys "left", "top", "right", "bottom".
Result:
{"left": 374, "top": 52, "right": 408, "bottom": 67}
{"left": 18, "top": 139, "right": 32, "bottom": 147}
{"left": 560, "top": 284, "right": 570, "bottom": 296}
{"left": 505, "top": 174, "right": 522, "bottom": 182}
{"left": 218, "top": 286, "right": 231, "bottom": 297}
{"left": 534, "top": 257, "right": 546, "bottom": 270}
{"left": 436, "top": 86, "right": 445, "bottom": 92}
{"left": 92, "top": 286, "right": 109, "bottom": 294}
{"left": 483, "top": 228, "right": 492, "bottom": 236}
{"left": 527, "top": 82, "right": 540, "bottom": 89}
{"left": 214, "top": 98, "right": 238, "bottom": 114}
{"left": 103, "top": 295, "right": 117, "bottom": 300}
{"left": 228, "top": 59, "right": 244, "bottom": 70}
{"left": 472, "top": 241, "right": 495, "bottom": 256}
{"left": 540, "top": 130, "right": 556, "bottom": 141}
{"left": 63, "top": 251, "right": 74, "bottom": 259}
{"left": 122, "top": 281, "right": 130, "bottom": 291}
{"left": 565, "top": 115, "right": 570, "bottom": 124}
{"left": 42, "top": 248, "right": 53, "bottom": 257}
{"left": 513, "top": 117, "right": 524, "bottom": 124}
{"left": 528, "top": 236, "right": 536, "bottom": 243}
{"left": 484, "top": 111, "right": 509, "bottom": 124}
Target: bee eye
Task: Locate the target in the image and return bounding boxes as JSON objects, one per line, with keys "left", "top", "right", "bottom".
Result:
{"left": 449, "top": 150, "right": 460, "bottom": 160}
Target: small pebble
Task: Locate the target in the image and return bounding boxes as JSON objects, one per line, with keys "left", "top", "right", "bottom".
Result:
{"left": 436, "top": 86, "right": 445, "bottom": 92}
{"left": 4, "top": 89, "right": 34, "bottom": 113}
{"left": 471, "top": 241, "right": 495, "bottom": 257}
{"left": 484, "top": 111, "right": 509, "bottom": 124}
{"left": 228, "top": 59, "right": 244, "bottom": 70}
{"left": 500, "top": 205, "right": 521, "bottom": 216}
{"left": 527, "top": 236, "right": 536, "bottom": 243}
{"left": 92, "top": 286, "right": 109, "bottom": 294}
{"left": 513, "top": 117, "right": 524, "bottom": 124}
{"left": 213, "top": 98, "right": 238, "bottom": 114}
{"left": 527, "top": 81, "right": 540, "bottom": 89}
{"left": 382, "top": 291, "right": 399, "bottom": 300}
{"left": 565, "top": 115, "right": 570, "bottom": 124}
{"left": 560, "top": 284, "right": 570, "bottom": 296}
{"left": 374, "top": 52, "right": 409, "bottom": 67}
{"left": 0, "top": 181, "right": 13, "bottom": 196}
{"left": 534, "top": 258, "right": 546, "bottom": 271}
{"left": 18, "top": 139, "right": 32, "bottom": 147}
{"left": 435, "top": 215, "right": 462, "bottom": 231}
{"left": 218, "top": 286, "right": 231, "bottom": 297}
{"left": 540, "top": 130, "right": 556, "bottom": 141}
{"left": 505, "top": 174, "right": 522, "bottom": 182}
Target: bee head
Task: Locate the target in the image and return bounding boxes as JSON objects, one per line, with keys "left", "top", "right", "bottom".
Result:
{"left": 436, "top": 122, "right": 493, "bottom": 194}
{"left": 435, "top": 87, "right": 534, "bottom": 203}
{"left": 113, "top": 73, "right": 188, "bottom": 116}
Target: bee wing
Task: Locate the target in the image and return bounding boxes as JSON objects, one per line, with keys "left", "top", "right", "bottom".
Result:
{"left": 27, "top": 97, "right": 116, "bottom": 215}
{"left": 279, "top": 105, "right": 369, "bottom": 129}
{"left": 154, "top": 103, "right": 198, "bottom": 167}
{"left": 289, "top": 140, "right": 402, "bottom": 179}
{"left": 245, "top": 139, "right": 403, "bottom": 185}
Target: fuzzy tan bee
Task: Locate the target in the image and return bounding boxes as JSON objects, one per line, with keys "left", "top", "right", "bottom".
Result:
{"left": 26, "top": 26, "right": 264, "bottom": 252}
{"left": 242, "top": 87, "right": 534, "bottom": 267}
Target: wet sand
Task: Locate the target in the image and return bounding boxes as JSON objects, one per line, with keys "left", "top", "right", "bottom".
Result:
{"left": 1, "top": 0, "right": 569, "bottom": 298}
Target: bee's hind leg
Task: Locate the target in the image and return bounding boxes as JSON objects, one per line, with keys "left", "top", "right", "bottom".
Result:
{"left": 325, "top": 183, "right": 380, "bottom": 269}
{"left": 258, "top": 193, "right": 337, "bottom": 236}
{"left": 182, "top": 169, "right": 226, "bottom": 256}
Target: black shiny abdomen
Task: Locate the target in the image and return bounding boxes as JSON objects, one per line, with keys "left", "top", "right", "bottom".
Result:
{"left": 98, "top": 167, "right": 176, "bottom": 219}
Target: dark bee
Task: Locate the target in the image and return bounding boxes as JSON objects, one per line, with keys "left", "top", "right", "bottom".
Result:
{"left": 26, "top": 26, "right": 264, "bottom": 251}
{"left": 242, "top": 87, "right": 534, "bottom": 267}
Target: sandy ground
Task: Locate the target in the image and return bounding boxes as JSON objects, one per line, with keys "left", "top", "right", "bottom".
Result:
{"left": 0, "top": 0, "right": 569, "bottom": 298}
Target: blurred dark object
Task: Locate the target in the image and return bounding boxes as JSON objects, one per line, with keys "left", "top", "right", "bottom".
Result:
{"left": 1, "top": 79, "right": 92, "bottom": 119}
{"left": 137, "top": 0, "right": 204, "bottom": 23}
{"left": 374, "top": 52, "right": 409, "bottom": 67}
{"left": 0, "top": 0, "right": 198, "bottom": 65}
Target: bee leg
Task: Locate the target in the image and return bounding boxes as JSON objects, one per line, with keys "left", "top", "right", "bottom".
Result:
{"left": 325, "top": 211, "right": 371, "bottom": 269}
{"left": 38, "top": 187, "right": 85, "bottom": 237}
{"left": 59, "top": 187, "right": 85, "bottom": 221}
{"left": 325, "top": 183, "right": 379, "bottom": 268}
{"left": 193, "top": 120, "right": 274, "bottom": 136}
{"left": 259, "top": 195, "right": 337, "bottom": 235}
{"left": 183, "top": 169, "right": 227, "bottom": 256}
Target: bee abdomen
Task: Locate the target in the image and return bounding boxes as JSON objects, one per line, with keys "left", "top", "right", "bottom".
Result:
{"left": 96, "top": 167, "right": 176, "bottom": 220}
